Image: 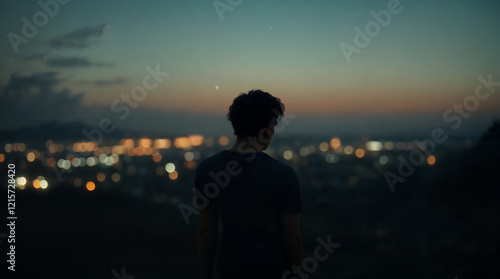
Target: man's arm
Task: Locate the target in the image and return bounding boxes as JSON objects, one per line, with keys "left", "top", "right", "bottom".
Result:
{"left": 198, "top": 206, "right": 218, "bottom": 279}
{"left": 281, "top": 214, "right": 302, "bottom": 267}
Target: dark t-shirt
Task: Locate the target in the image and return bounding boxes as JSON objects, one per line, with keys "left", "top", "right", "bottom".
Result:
{"left": 195, "top": 150, "right": 301, "bottom": 278}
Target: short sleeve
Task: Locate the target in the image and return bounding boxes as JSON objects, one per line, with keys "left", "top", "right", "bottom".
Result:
{"left": 281, "top": 168, "right": 302, "bottom": 214}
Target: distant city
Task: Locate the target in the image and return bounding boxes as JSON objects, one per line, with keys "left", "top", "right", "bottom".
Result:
{"left": 1, "top": 129, "right": 473, "bottom": 205}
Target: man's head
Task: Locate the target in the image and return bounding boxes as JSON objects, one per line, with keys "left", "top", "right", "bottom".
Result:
{"left": 227, "top": 89, "right": 285, "bottom": 144}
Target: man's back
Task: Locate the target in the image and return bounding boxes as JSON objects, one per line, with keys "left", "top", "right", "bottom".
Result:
{"left": 195, "top": 150, "right": 301, "bottom": 278}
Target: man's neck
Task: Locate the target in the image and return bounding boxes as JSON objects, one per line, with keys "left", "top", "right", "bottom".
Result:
{"left": 229, "top": 137, "right": 267, "bottom": 153}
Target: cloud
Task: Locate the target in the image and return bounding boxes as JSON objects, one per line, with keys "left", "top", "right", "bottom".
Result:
{"left": 22, "top": 53, "right": 49, "bottom": 61}
{"left": 21, "top": 54, "right": 114, "bottom": 68}
{"left": 93, "top": 78, "right": 127, "bottom": 86}
{"left": 0, "top": 72, "right": 85, "bottom": 129}
{"left": 45, "top": 56, "right": 114, "bottom": 68}
{"left": 48, "top": 24, "right": 111, "bottom": 49}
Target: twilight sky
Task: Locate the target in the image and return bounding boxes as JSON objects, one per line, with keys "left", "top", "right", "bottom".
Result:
{"left": 0, "top": 0, "right": 499, "bottom": 136}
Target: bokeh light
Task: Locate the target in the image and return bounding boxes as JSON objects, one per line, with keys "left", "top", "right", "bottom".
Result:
{"left": 74, "top": 178, "right": 82, "bottom": 187}
{"left": 427, "top": 155, "right": 436, "bottom": 165}
{"left": 355, "top": 149, "right": 365, "bottom": 158}
{"left": 165, "top": 163, "right": 176, "bottom": 173}
{"left": 319, "top": 142, "right": 329, "bottom": 152}
{"left": 379, "top": 155, "right": 389, "bottom": 165}
{"left": 344, "top": 146, "right": 354, "bottom": 155}
{"left": 169, "top": 170, "right": 179, "bottom": 180}
{"left": 218, "top": 136, "right": 230, "bottom": 147}
{"left": 97, "top": 173, "right": 106, "bottom": 182}
{"left": 27, "top": 152, "right": 35, "bottom": 162}
{"left": 86, "top": 182, "right": 96, "bottom": 191}
{"left": 111, "top": 173, "right": 121, "bottom": 182}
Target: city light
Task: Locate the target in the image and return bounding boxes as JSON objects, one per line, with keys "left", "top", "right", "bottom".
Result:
{"left": 384, "top": 141, "right": 394, "bottom": 150}
{"left": 366, "top": 141, "right": 383, "bottom": 152}
{"left": 18, "top": 143, "right": 26, "bottom": 152}
{"left": 154, "top": 139, "right": 171, "bottom": 149}
{"left": 427, "top": 155, "right": 436, "bottom": 165}
{"left": 188, "top": 135, "right": 204, "bottom": 146}
{"left": 184, "top": 152, "right": 194, "bottom": 161}
{"left": 40, "top": 179, "right": 48, "bottom": 189}
{"left": 326, "top": 154, "right": 339, "bottom": 163}
{"left": 355, "top": 149, "right": 365, "bottom": 158}
{"left": 139, "top": 138, "right": 152, "bottom": 148}
{"left": 87, "top": 157, "right": 97, "bottom": 167}
{"left": 344, "top": 146, "right": 354, "bottom": 155}
{"left": 378, "top": 155, "right": 389, "bottom": 165}
{"left": 218, "top": 136, "right": 230, "bottom": 147}
{"left": 205, "top": 137, "right": 215, "bottom": 147}
{"left": 74, "top": 178, "right": 82, "bottom": 187}
{"left": 184, "top": 160, "right": 197, "bottom": 170}
{"left": 16, "top": 177, "right": 27, "bottom": 189}
{"left": 27, "top": 152, "right": 35, "bottom": 162}
{"left": 379, "top": 155, "right": 388, "bottom": 165}
{"left": 169, "top": 170, "right": 179, "bottom": 180}
{"left": 152, "top": 153, "right": 162, "bottom": 163}
{"left": 299, "top": 147, "right": 309, "bottom": 157}
{"left": 111, "top": 173, "right": 121, "bottom": 182}
{"left": 174, "top": 137, "right": 192, "bottom": 149}
{"left": 283, "top": 150, "right": 293, "bottom": 160}
{"left": 97, "top": 173, "right": 106, "bottom": 182}
{"left": 330, "top": 137, "right": 342, "bottom": 153}
{"left": 122, "top": 139, "right": 134, "bottom": 149}
{"left": 86, "top": 182, "right": 96, "bottom": 191}
{"left": 165, "top": 163, "right": 176, "bottom": 173}
{"left": 319, "top": 142, "right": 329, "bottom": 152}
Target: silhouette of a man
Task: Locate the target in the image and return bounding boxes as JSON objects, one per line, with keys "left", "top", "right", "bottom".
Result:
{"left": 196, "top": 90, "right": 302, "bottom": 279}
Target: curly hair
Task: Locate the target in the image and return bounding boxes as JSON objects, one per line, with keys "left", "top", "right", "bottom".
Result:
{"left": 227, "top": 89, "right": 285, "bottom": 138}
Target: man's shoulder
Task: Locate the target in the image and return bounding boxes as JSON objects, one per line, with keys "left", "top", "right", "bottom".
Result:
{"left": 260, "top": 153, "right": 295, "bottom": 174}
{"left": 197, "top": 150, "right": 294, "bottom": 175}
{"left": 197, "top": 151, "right": 225, "bottom": 170}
